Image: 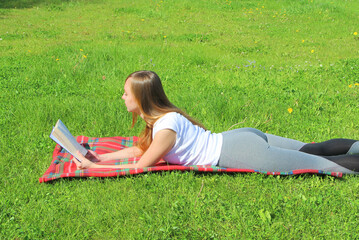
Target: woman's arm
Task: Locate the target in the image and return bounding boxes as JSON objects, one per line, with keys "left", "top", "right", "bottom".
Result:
{"left": 84, "top": 146, "right": 142, "bottom": 162}
{"left": 74, "top": 129, "right": 176, "bottom": 169}
{"left": 99, "top": 146, "right": 143, "bottom": 161}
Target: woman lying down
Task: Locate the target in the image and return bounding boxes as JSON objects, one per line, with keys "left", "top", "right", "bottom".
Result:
{"left": 74, "top": 71, "right": 359, "bottom": 174}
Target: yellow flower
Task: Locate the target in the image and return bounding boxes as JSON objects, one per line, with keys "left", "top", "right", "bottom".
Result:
{"left": 288, "top": 108, "right": 293, "bottom": 114}
{"left": 311, "top": 49, "right": 315, "bottom": 53}
{"left": 83, "top": 55, "right": 87, "bottom": 58}
{"left": 56, "top": 58, "right": 59, "bottom": 61}
{"left": 164, "top": 35, "right": 167, "bottom": 38}
{"left": 349, "top": 84, "right": 353, "bottom": 88}
{"left": 141, "top": 19, "right": 144, "bottom": 21}
{"left": 80, "top": 49, "right": 83, "bottom": 51}
{"left": 302, "top": 40, "right": 305, "bottom": 43}
{"left": 355, "top": 83, "right": 359, "bottom": 86}
{"left": 296, "top": 30, "right": 299, "bottom": 33}
{"left": 354, "top": 32, "right": 358, "bottom": 36}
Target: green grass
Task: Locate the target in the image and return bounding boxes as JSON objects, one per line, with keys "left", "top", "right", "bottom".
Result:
{"left": 1, "top": 0, "right": 359, "bottom": 238}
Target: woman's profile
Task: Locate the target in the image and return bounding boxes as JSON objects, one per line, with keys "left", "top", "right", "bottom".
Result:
{"left": 74, "top": 70, "right": 359, "bottom": 174}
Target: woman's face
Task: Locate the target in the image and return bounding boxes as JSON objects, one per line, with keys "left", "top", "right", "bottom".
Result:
{"left": 122, "top": 79, "right": 140, "bottom": 114}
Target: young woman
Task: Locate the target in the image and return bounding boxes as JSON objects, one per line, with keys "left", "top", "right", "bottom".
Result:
{"left": 74, "top": 71, "right": 359, "bottom": 174}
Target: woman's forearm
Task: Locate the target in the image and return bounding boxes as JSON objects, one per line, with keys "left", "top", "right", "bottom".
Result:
{"left": 91, "top": 163, "right": 140, "bottom": 169}
{"left": 100, "top": 146, "right": 142, "bottom": 161}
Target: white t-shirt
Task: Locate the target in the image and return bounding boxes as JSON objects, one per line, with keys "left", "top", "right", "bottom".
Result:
{"left": 152, "top": 112, "right": 223, "bottom": 166}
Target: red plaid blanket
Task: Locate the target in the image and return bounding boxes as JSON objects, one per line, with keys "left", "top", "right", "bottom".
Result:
{"left": 39, "top": 136, "right": 342, "bottom": 183}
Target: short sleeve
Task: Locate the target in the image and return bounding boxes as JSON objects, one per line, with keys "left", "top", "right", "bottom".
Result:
{"left": 152, "top": 112, "right": 179, "bottom": 139}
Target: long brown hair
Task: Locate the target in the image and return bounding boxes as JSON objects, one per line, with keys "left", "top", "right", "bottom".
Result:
{"left": 126, "top": 70, "right": 206, "bottom": 153}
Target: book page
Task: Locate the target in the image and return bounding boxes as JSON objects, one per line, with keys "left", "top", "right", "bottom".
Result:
{"left": 50, "top": 119, "right": 88, "bottom": 161}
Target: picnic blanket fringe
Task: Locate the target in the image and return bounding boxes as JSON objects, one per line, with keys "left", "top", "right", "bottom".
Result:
{"left": 39, "top": 136, "right": 342, "bottom": 183}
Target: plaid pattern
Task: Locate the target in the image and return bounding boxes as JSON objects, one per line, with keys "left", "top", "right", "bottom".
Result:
{"left": 39, "top": 136, "right": 342, "bottom": 183}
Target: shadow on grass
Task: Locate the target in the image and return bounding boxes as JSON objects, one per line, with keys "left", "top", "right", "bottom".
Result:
{"left": 41, "top": 170, "right": 344, "bottom": 184}
{"left": 0, "top": 0, "right": 69, "bottom": 9}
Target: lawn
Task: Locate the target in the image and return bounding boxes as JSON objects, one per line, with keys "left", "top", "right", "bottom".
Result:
{"left": 1, "top": 0, "right": 359, "bottom": 239}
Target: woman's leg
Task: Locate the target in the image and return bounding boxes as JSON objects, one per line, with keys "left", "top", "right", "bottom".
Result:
{"left": 225, "top": 128, "right": 306, "bottom": 150}
{"left": 264, "top": 132, "right": 359, "bottom": 156}
{"left": 265, "top": 133, "right": 306, "bottom": 150}
{"left": 218, "top": 131, "right": 358, "bottom": 174}
{"left": 299, "top": 139, "right": 359, "bottom": 156}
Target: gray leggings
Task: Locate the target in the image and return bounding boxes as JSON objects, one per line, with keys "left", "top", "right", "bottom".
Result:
{"left": 217, "top": 128, "right": 356, "bottom": 174}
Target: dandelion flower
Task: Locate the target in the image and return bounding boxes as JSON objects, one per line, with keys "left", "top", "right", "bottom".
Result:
{"left": 83, "top": 55, "right": 87, "bottom": 58}
{"left": 288, "top": 108, "right": 293, "bottom": 114}
{"left": 164, "top": 35, "right": 167, "bottom": 38}
{"left": 349, "top": 84, "right": 353, "bottom": 88}
{"left": 296, "top": 29, "right": 299, "bottom": 32}
{"left": 311, "top": 49, "right": 315, "bottom": 53}
{"left": 56, "top": 58, "right": 59, "bottom": 61}
{"left": 354, "top": 32, "right": 358, "bottom": 36}
{"left": 302, "top": 40, "right": 305, "bottom": 43}
{"left": 80, "top": 49, "right": 83, "bottom": 51}
{"left": 355, "top": 83, "right": 359, "bottom": 86}
{"left": 141, "top": 19, "right": 144, "bottom": 21}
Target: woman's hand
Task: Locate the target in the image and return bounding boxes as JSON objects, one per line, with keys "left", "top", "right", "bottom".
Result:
{"left": 73, "top": 151, "right": 97, "bottom": 170}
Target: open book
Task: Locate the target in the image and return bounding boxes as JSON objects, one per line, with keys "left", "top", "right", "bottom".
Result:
{"left": 49, "top": 119, "right": 88, "bottom": 162}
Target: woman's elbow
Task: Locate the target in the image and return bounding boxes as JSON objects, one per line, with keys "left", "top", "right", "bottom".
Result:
{"left": 134, "top": 158, "right": 160, "bottom": 168}
{"left": 133, "top": 162, "right": 149, "bottom": 168}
